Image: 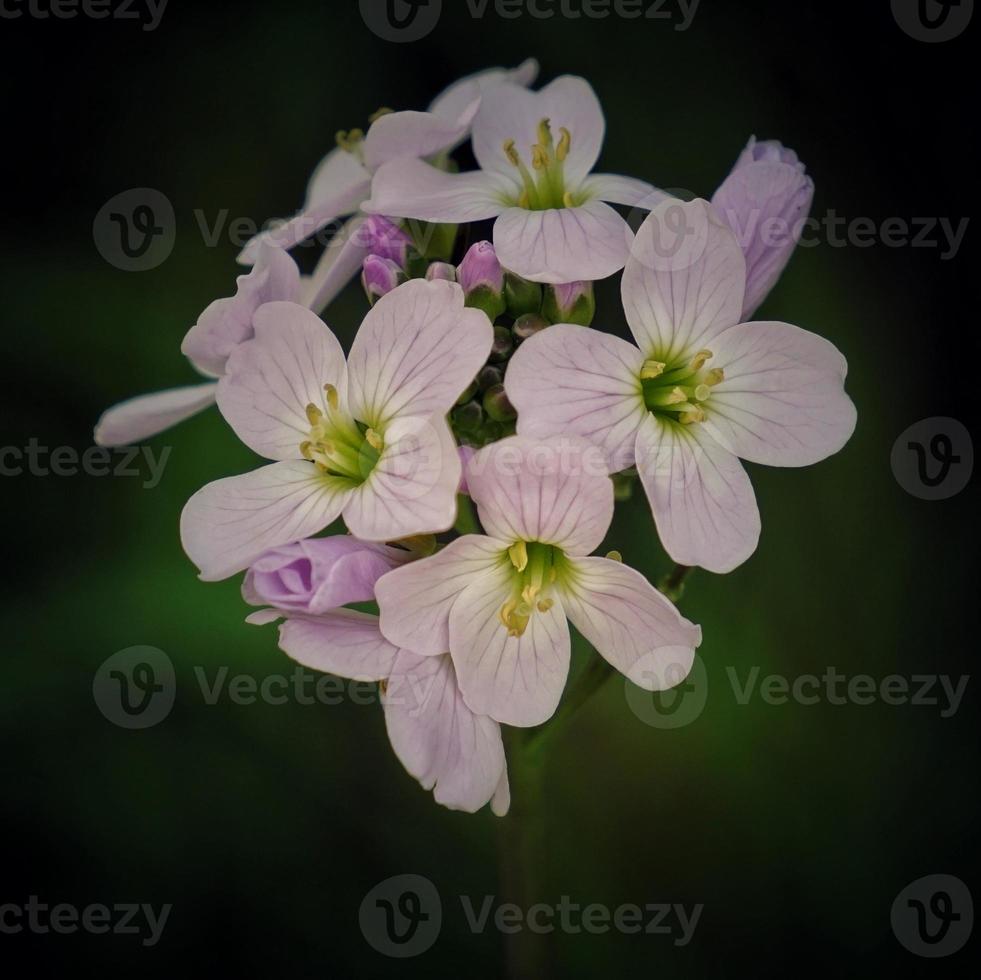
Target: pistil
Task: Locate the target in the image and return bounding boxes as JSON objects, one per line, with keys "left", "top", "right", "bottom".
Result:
{"left": 641, "top": 349, "right": 725, "bottom": 425}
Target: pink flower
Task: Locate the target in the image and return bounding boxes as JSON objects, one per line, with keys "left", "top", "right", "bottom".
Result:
{"left": 364, "top": 76, "right": 668, "bottom": 284}
{"left": 505, "top": 198, "right": 856, "bottom": 574}
{"left": 180, "top": 279, "right": 492, "bottom": 580}
{"left": 375, "top": 436, "right": 702, "bottom": 727}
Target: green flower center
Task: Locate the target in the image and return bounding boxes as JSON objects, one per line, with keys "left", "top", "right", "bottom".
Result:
{"left": 640, "top": 349, "right": 725, "bottom": 425}
{"left": 300, "top": 385, "right": 382, "bottom": 485}
{"left": 501, "top": 118, "right": 585, "bottom": 211}
{"left": 499, "top": 540, "right": 570, "bottom": 637}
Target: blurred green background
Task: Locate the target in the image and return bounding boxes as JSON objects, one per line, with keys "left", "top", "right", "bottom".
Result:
{"left": 1, "top": 1, "right": 976, "bottom": 975}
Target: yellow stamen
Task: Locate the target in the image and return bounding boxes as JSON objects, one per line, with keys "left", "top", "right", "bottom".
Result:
{"left": 531, "top": 145, "right": 548, "bottom": 170}
{"left": 537, "top": 118, "right": 553, "bottom": 148}
{"left": 503, "top": 139, "right": 521, "bottom": 167}
{"left": 508, "top": 540, "right": 529, "bottom": 572}
{"left": 306, "top": 403, "right": 323, "bottom": 425}
{"left": 518, "top": 190, "right": 531, "bottom": 209}
{"left": 690, "top": 349, "right": 713, "bottom": 371}
{"left": 368, "top": 107, "right": 393, "bottom": 123}
{"left": 556, "top": 127, "right": 571, "bottom": 161}
{"left": 537, "top": 598, "right": 554, "bottom": 613}
{"left": 365, "top": 428, "right": 384, "bottom": 452}
{"left": 323, "top": 383, "right": 339, "bottom": 410}
{"left": 640, "top": 359, "right": 666, "bottom": 380}
{"left": 704, "top": 367, "right": 725, "bottom": 386}
{"left": 521, "top": 583, "right": 540, "bottom": 605}
{"left": 680, "top": 406, "right": 706, "bottom": 424}
{"left": 299, "top": 441, "right": 314, "bottom": 461}
{"left": 562, "top": 190, "right": 576, "bottom": 208}
{"left": 665, "top": 387, "right": 687, "bottom": 405}
{"left": 694, "top": 384, "right": 711, "bottom": 402}
{"left": 605, "top": 550, "right": 623, "bottom": 562}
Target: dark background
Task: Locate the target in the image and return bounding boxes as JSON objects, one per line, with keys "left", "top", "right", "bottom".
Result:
{"left": 1, "top": 0, "right": 977, "bottom": 975}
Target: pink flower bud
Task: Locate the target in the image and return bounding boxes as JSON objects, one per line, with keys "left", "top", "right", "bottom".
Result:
{"left": 361, "top": 254, "right": 405, "bottom": 303}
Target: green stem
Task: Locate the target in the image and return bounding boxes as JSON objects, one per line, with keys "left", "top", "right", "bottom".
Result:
{"left": 453, "top": 494, "right": 480, "bottom": 535}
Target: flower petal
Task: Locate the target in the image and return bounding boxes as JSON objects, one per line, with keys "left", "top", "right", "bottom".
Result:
{"left": 704, "top": 320, "right": 857, "bottom": 466}
{"left": 449, "top": 562, "right": 571, "bottom": 727}
{"left": 622, "top": 198, "right": 746, "bottom": 360}
{"left": 472, "top": 76, "right": 604, "bottom": 186}
{"left": 579, "top": 173, "right": 670, "bottom": 209}
{"left": 93, "top": 382, "right": 218, "bottom": 447}
{"left": 363, "top": 104, "right": 480, "bottom": 172}
{"left": 278, "top": 608, "right": 398, "bottom": 681}
{"left": 301, "top": 214, "right": 370, "bottom": 316}
{"left": 217, "top": 301, "right": 348, "bottom": 461}
{"left": 343, "top": 415, "right": 460, "bottom": 542}
{"left": 428, "top": 58, "right": 539, "bottom": 127}
{"left": 376, "top": 534, "right": 505, "bottom": 656}
{"left": 493, "top": 201, "right": 632, "bottom": 284}
{"left": 466, "top": 435, "right": 613, "bottom": 556}
{"left": 635, "top": 414, "right": 760, "bottom": 573}
{"left": 384, "top": 651, "right": 507, "bottom": 814}
{"left": 506, "top": 323, "right": 647, "bottom": 472}
{"left": 180, "top": 461, "right": 352, "bottom": 581}
{"left": 346, "top": 279, "right": 493, "bottom": 427}
{"left": 559, "top": 556, "right": 701, "bottom": 685}
{"left": 363, "top": 158, "right": 509, "bottom": 224}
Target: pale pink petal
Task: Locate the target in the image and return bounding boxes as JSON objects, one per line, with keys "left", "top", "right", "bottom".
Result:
{"left": 428, "top": 59, "right": 539, "bottom": 126}
{"left": 363, "top": 104, "right": 480, "bottom": 171}
{"left": 450, "top": 563, "right": 571, "bottom": 727}
{"left": 506, "top": 324, "right": 647, "bottom": 471}
{"left": 579, "top": 173, "right": 670, "bottom": 208}
{"left": 559, "top": 556, "right": 701, "bottom": 686}
{"left": 217, "top": 301, "right": 348, "bottom": 461}
{"left": 622, "top": 198, "right": 746, "bottom": 360}
{"left": 278, "top": 609, "right": 398, "bottom": 681}
{"left": 634, "top": 414, "right": 760, "bottom": 574}
{"left": 384, "top": 651, "right": 507, "bottom": 814}
{"left": 493, "top": 201, "right": 631, "bottom": 284}
{"left": 466, "top": 435, "right": 613, "bottom": 556}
{"left": 93, "top": 382, "right": 218, "bottom": 447}
{"left": 363, "top": 158, "right": 509, "bottom": 224}
{"left": 180, "top": 461, "right": 352, "bottom": 581}
{"left": 346, "top": 279, "right": 493, "bottom": 427}
{"left": 376, "top": 534, "right": 505, "bottom": 656}
{"left": 491, "top": 770, "right": 511, "bottom": 817}
{"left": 342, "top": 415, "right": 460, "bottom": 542}
{"left": 704, "top": 320, "right": 857, "bottom": 466}
{"left": 301, "top": 214, "right": 370, "bottom": 315}
{"left": 472, "top": 76, "right": 604, "bottom": 186}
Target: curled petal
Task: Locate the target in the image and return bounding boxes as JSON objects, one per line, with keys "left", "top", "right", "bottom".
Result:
{"left": 278, "top": 609, "right": 398, "bottom": 682}
{"left": 93, "top": 382, "right": 217, "bottom": 447}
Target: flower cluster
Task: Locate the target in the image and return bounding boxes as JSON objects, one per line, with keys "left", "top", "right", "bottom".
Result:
{"left": 95, "top": 62, "right": 855, "bottom": 814}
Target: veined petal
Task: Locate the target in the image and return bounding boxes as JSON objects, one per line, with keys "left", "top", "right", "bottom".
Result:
{"left": 472, "top": 76, "right": 604, "bottom": 186}
{"left": 428, "top": 59, "right": 539, "bottom": 126}
{"left": 180, "top": 460, "right": 352, "bottom": 581}
{"left": 301, "top": 214, "right": 370, "bottom": 316}
{"left": 363, "top": 159, "right": 509, "bottom": 224}
{"left": 622, "top": 198, "right": 746, "bottom": 360}
{"left": 449, "top": 562, "right": 571, "bottom": 727}
{"left": 580, "top": 173, "right": 670, "bottom": 209}
{"left": 506, "top": 324, "right": 647, "bottom": 472}
{"left": 493, "top": 201, "right": 631, "bottom": 284}
{"left": 466, "top": 435, "right": 613, "bottom": 556}
{"left": 93, "top": 382, "right": 218, "bottom": 447}
{"left": 634, "top": 414, "right": 760, "bottom": 574}
{"left": 384, "top": 651, "right": 507, "bottom": 814}
{"left": 363, "top": 104, "right": 480, "bottom": 171}
{"left": 217, "top": 301, "right": 348, "bottom": 461}
{"left": 343, "top": 415, "right": 460, "bottom": 542}
{"left": 346, "top": 279, "right": 492, "bottom": 428}
{"left": 704, "top": 320, "right": 857, "bottom": 466}
{"left": 278, "top": 609, "right": 398, "bottom": 681}
{"left": 559, "top": 556, "right": 701, "bottom": 687}
{"left": 376, "top": 534, "right": 505, "bottom": 656}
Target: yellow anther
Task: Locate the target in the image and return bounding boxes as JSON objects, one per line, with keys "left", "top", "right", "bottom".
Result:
{"left": 537, "top": 118, "right": 553, "bottom": 147}
{"left": 605, "top": 550, "right": 623, "bottom": 562}
{"left": 508, "top": 540, "right": 529, "bottom": 572}
{"left": 518, "top": 190, "right": 531, "bottom": 209}
{"left": 521, "top": 583, "right": 540, "bottom": 605}
{"left": 537, "top": 598, "right": 555, "bottom": 613}
{"left": 665, "top": 387, "right": 687, "bottom": 405}
{"left": 299, "top": 441, "right": 314, "bottom": 461}
{"left": 690, "top": 349, "right": 713, "bottom": 371}
{"left": 680, "top": 406, "right": 706, "bottom": 424}
{"left": 365, "top": 428, "right": 384, "bottom": 452}
{"left": 499, "top": 598, "right": 530, "bottom": 637}
{"left": 306, "top": 403, "right": 323, "bottom": 425}
{"left": 640, "top": 359, "right": 666, "bottom": 380}
{"left": 503, "top": 139, "right": 521, "bottom": 167}
{"left": 323, "top": 383, "right": 339, "bottom": 410}
{"left": 562, "top": 191, "right": 576, "bottom": 208}
{"left": 556, "top": 127, "right": 571, "bottom": 161}
{"left": 694, "top": 384, "right": 711, "bottom": 402}
{"left": 704, "top": 367, "right": 725, "bottom": 386}
{"left": 531, "top": 145, "right": 548, "bottom": 170}
{"left": 368, "top": 106, "right": 393, "bottom": 123}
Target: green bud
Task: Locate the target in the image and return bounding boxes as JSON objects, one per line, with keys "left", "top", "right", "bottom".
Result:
{"left": 477, "top": 364, "right": 503, "bottom": 391}
{"left": 453, "top": 400, "right": 484, "bottom": 433}
{"left": 465, "top": 286, "right": 507, "bottom": 321}
{"left": 504, "top": 272, "right": 543, "bottom": 318}
{"left": 483, "top": 383, "right": 517, "bottom": 423}
{"left": 542, "top": 281, "right": 595, "bottom": 326}
{"left": 488, "top": 325, "right": 514, "bottom": 363}
{"left": 456, "top": 379, "right": 479, "bottom": 405}
{"left": 512, "top": 313, "right": 549, "bottom": 343}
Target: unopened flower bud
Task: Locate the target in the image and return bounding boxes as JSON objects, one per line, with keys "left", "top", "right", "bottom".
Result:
{"left": 512, "top": 313, "right": 549, "bottom": 343}
{"left": 361, "top": 215, "right": 414, "bottom": 269}
{"left": 477, "top": 364, "right": 503, "bottom": 391}
{"left": 504, "top": 272, "right": 542, "bottom": 317}
{"left": 489, "top": 325, "right": 514, "bottom": 363}
{"left": 453, "top": 399, "right": 484, "bottom": 433}
{"left": 361, "top": 255, "right": 405, "bottom": 304}
{"left": 425, "top": 261, "right": 457, "bottom": 282}
{"left": 458, "top": 241, "right": 506, "bottom": 320}
{"left": 456, "top": 378, "right": 479, "bottom": 405}
{"left": 483, "top": 383, "right": 517, "bottom": 423}
{"left": 542, "top": 280, "right": 595, "bottom": 326}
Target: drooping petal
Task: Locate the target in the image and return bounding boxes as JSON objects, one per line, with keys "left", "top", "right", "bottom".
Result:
{"left": 559, "top": 556, "right": 701, "bottom": 687}
{"left": 278, "top": 608, "right": 398, "bottom": 681}
{"left": 466, "top": 435, "right": 613, "bottom": 556}
{"left": 346, "top": 279, "right": 493, "bottom": 427}
{"left": 704, "top": 320, "right": 857, "bottom": 467}
{"left": 579, "top": 173, "right": 670, "bottom": 209}
{"left": 622, "top": 198, "right": 746, "bottom": 361}
{"left": 428, "top": 58, "right": 539, "bottom": 127}
{"left": 634, "top": 414, "right": 760, "bottom": 574}
{"left": 363, "top": 158, "right": 509, "bottom": 224}
{"left": 301, "top": 214, "right": 371, "bottom": 315}
{"left": 472, "top": 76, "right": 604, "bottom": 187}
{"left": 93, "top": 382, "right": 218, "bottom": 447}
{"left": 449, "top": 562, "right": 571, "bottom": 727}
{"left": 383, "top": 651, "right": 507, "bottom": 814}
{"left": 493, "top": 201, "right": 632, "bottom": 284}
{"left": 342, "top": 415, "right": 460, "bottom": 542}
{"left": 217, "top": 301, "right": 348, "bottom": 461}
{"left": 363, "top": 104, "right": 480, "bottom": 172}
{"left": 180, "top": 461, "right": 352, "bottom": 581}
{"left": 506, "top": 324, "right": 647, "bottom": 472}
{"left": 376, "top": 534, "right": 505, "bottom": 656}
